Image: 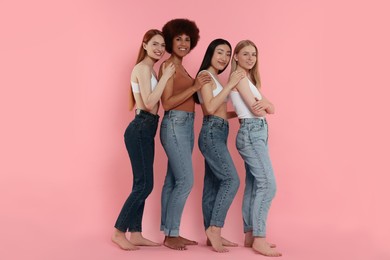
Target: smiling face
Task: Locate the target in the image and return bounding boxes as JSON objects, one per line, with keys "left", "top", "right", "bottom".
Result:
{"left": 235, "top": 45, "right": 257, "bottom": 71}
{"left": 172, "top": 34, "right": 191, "bottom": 58}
{"left": 143, "top": 34, "right": 166, "bottom": 60}
{"left": 210, "top": 44, "right": 231, "bottom": 72}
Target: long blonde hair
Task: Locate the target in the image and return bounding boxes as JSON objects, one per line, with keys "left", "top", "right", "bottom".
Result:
{"left": 230, "top": 40, "right": 261, "bottom": 88}
{"left": 129, "top": 29, "right": 163, "bottom": 110}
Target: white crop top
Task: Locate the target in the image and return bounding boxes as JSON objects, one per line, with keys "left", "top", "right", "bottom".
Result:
{"left": 131, "top": 74, "right": 158, "bottom": 93}
{"left": 196, "top": 70, "right": 227, "bottom": 104}
{"left": 230, "top": 77, "right": 263, "bottom": 119}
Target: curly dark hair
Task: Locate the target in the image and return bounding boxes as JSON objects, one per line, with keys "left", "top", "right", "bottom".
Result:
{"left": 162, "top": 18, "right": 200, "bottom": 54}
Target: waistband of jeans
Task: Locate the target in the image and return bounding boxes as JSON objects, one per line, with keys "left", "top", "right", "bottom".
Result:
{"left": 238, "top": 117, "right": 266, "bottom": 125}
{"left": 164, "top": 109, "right": 195, "bottom": 118}
{"left": 203, "top": 115, "right": 228, "bottom": 126}
{"left": 135, "top": 108, "right": 159, "bottom": 119}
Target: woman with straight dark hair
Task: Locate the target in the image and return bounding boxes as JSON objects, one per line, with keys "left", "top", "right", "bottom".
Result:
{"left": 112, "top": 29, "right": 175, "bottom": 251}
{"left": 195, "top": 38, "right": 245, "bottom": 252}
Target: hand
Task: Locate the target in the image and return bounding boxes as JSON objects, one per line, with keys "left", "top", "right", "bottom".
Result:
{"left": 194, "top": 73, "right": 211, "bottom": 90}
{"left": 253, "top": 97, "right": 270, "bottom": 110}
{"left": 227, "top": 70, "right": 245, "bottom": 88}
{"left": 251, "top": 97, "right": 269, "bottom": 116}
{"left": 162, "top": 62, "right": 175, "bottom": 79}
{"left": 253, "top": 109, "right": 267, "bottom": 117}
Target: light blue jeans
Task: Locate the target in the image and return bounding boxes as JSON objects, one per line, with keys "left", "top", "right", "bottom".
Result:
{"left": 236, "top": 118, "right": 276, "bottom": 237}
{"left": 199, "top": 115, "right": 239, "bottom": 229}
{"left": 160, "top": 110, "right": 195, "bottom": 237}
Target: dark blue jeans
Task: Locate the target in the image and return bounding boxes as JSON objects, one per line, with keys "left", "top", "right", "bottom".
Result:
{"left": 114, "top": 109, "right": 159, "bottom": 232}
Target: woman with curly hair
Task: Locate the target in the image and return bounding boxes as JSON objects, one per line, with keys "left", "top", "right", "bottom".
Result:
{"left": 158, "top": 18, "right": 210, "bottom": 250}
{"left": 112, "top": 29, "right": 175, "bottom": 251}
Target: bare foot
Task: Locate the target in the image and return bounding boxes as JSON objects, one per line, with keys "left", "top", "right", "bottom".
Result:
{"left": 164, "top": 236, "right": 187, "bottom": 250}
{"left": 112, "top": 229, "right": 139, "bottom": 251}
{"left": 207, "top": 237, "right": 238, "bottom": 247}
{"left": 252, "top": 237, "right": 282, "bottom": 257}
{"left": 129, "top": 232, "right": 161, "bottom": 246}
{"left": 244, "top": 232, "right": 276, "bottom": 248}
{"left": 205, "top": 226, "right": 229, "bottom": 253}
{"left": 179, "top": 236, "right": 198, "bottom": 245}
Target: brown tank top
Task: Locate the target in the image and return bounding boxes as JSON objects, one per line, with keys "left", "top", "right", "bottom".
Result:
{"left": 171, "top": 68, "right": 195, "bottom": 112}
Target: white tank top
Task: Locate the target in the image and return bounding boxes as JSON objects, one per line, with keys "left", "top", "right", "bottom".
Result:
{"left": 196, "top": 70, "right": 227, "bottom": 104}
{"left": 131, "top": 74, "right": 158, "bottom": 93}
{"left": 230, "top": 77, "right": 263, "bottom": 119}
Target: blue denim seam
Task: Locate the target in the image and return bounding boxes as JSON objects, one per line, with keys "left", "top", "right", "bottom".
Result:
{"left": 249, "top": 126, "right": 268, "bottom": 237}
{"left": 117, "top": 125, "right": 148, "bottom": 232}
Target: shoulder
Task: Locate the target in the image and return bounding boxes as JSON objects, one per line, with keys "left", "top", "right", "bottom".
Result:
{"left": 198, "top": 70, "right": 211, "bottom": 76}
{"left": 159, "top": 60, "right": 171, "bottom": 69}
{"left": 131, "top": 63, "right": 151, "bottom": 82}
{"left": 237, "top": 76, "right": 249, "bottom": 86}
{"left": 135, "top": 63, "right": 152, "bottom": 76}
{"left": 137, "top": 63, "right": 151, "bottom": 71}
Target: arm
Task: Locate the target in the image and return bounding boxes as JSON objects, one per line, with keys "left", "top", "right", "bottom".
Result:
{"left": 200, "top": 71, "right": 244, "bottom": 115}
{"left": 138, "top": 63, "right": 175, "bottom": 110}
{"left": 129, "top": 86, "right": 135, "bottom": 111}
{"left": 251, "top": 95, "right": 275, "bottom": 114}
{"left": 235, "top": 78, "right": 266, "bottom": 116}
{"left": 159, "top": 67, "right": 210, "bottom": 111}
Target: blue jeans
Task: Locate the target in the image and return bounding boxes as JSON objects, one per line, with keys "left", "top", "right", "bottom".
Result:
{"left": 114, "top": 109, "right": 159, "bottom": 232}
{"left": 199, "top": 115, "right": 240, "bottom": 229}
{"left": 236, "top": 118, "right": 276, "bottom": 237}
{"left": 160, "top": 110, "right": 195, "bottom": 236}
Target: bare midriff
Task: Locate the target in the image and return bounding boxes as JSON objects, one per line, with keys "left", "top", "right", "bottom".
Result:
{"left": 201, "top": 104, "right": 228, "bottom": 120}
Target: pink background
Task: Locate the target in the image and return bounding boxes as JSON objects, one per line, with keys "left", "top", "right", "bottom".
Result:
{"left": 1, "top": 0, "right": 389, "bottom": 259}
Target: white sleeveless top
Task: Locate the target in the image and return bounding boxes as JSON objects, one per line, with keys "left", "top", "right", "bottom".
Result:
{"left": 131, "top": 74, "right": 158, "bottom": 93}
{"left": 196, "top": 70, "right": 227, "bottom": 104}
{"left": 230, "top": 77, "right": 263, "bottom": 119}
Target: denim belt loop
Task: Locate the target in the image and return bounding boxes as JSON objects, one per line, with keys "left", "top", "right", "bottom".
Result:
{"left": 204, "top": 115, "right": 228, "bottom": 125}
{"left": 164, "top": 110, "right": 173, "bottom": 118}
{"left": 260, "top": 117, "right": 267, "bottom": 126}
{"left": 164, "top": 110, "right": 195, "bottom": 119}
{"left": 164, "top": 110, "right": 169, "bottom": 118}
{"left": 135, "top": 108, "right": 159, "bottom": 120}
{"left": 239, "top": 117, "right": 266, "bottom": 126}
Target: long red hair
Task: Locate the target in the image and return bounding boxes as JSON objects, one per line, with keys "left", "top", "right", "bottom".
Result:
{"left": 129, "top": 29, "right": 163, "bottom": 110}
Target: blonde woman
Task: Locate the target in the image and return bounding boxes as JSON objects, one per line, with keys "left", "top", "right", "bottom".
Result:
{"left": 230, "top": 40, "right": 282, "bottom": 257}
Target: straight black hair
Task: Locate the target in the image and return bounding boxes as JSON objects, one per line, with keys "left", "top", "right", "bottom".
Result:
{"left": 193, "top": 38, "right": 231, "bottom": 104}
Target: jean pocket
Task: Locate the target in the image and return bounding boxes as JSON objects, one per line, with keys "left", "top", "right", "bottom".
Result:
{"left": 249, "top": 125, "right": 267, "bottom": 144}
{"left": 211, "top": 119, "right": 224, "bottom": 129}
{"left": 174, "top": 116, "right": 188, "bottom": 126}
{"left": 236, "top": 129, "right": 247, "bottom": 150}
{"left": 249, "top": 129, "right": 262, "bottom": 144}
{"left": 249, "top": 123, "right": 262, "bottom": 132}
{"left": 160, "top": 123, "right": 168, "bottom": 146}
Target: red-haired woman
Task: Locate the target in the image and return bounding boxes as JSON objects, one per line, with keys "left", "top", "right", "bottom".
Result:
{"left": 112, "top": 29, "right": 175, "bottom": 251}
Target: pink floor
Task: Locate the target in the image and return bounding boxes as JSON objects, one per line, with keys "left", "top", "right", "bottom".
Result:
{"left": 2, "top": 221, "right": 388, "bottom": 260}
